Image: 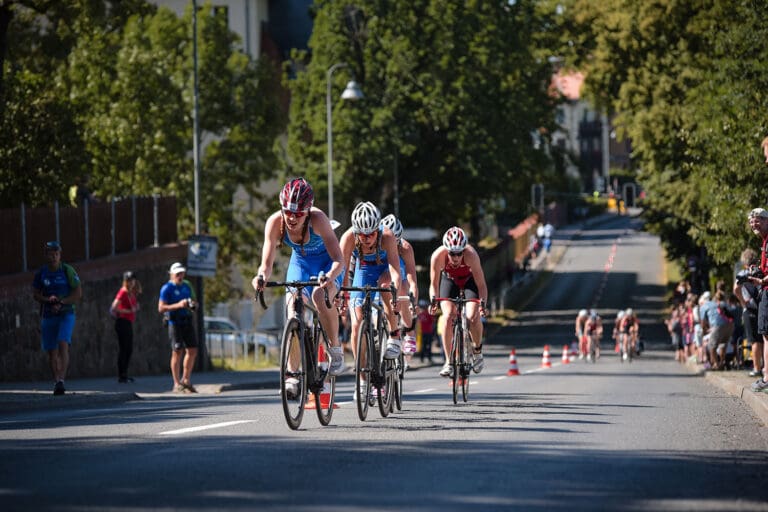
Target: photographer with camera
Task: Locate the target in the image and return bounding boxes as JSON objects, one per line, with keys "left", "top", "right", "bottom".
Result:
{"left": 745, "top": 209, "right": 768, "bottom": 393}
{"left": 158, "top": 262, "right": 199, "bottom": 393}
{"left": 734, "top": 248, "right": 762, "bottom": 377}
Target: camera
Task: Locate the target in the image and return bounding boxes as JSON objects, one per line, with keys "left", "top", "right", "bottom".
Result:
{"left": 736, "top": 266, "right": 763, "bottom": 284}
{"left": 186, "top": 298, "right": 197, "bottom": 310}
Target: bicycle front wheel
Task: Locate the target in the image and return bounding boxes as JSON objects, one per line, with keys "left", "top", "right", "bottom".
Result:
{"left": 378, "top": 359, "right": 394, "bottom": 417}
{"left": 355, "top": 325, "right": 372, "bottom": 421}
{"left": 394, "top": 353, "right": 404, "bottom": 411}
{"left": 314, "top": 326, "right": 336, "bottom": 426}
{"left": 280, "top": 318, "right": 306, "bottom": 430}
{"left": 451, "top": 325, "right": 461, "bottom": 404}
{"left": 461, "top": 334, "right": 471, "bottom": 403}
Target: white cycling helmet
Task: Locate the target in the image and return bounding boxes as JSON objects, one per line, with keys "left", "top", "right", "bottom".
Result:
{"left": 625, "top": 308, "right": 633, "bottom": 316}
{"left": 442, "top": 226, "right": 468, "bottom": 253}
{"left": 578, "top": 309, "right": 588, "bottom": 318}
{"left": 380, "top": 214, "right": 403, "bottom": 242}
{"left": 351, "top": 201, "right": 381, "bottom": 235}
{"left": 616, "top": 310, "right": 625, "bottom": 319}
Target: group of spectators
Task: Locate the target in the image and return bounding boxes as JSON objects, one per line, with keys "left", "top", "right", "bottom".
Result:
{"left": 665, "top": 138, "right": 768, "bottom": 397}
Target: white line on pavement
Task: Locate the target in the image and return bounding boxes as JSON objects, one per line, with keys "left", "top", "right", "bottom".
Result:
{"left": 159, "top": 420, "right": 255, "bottom": 435}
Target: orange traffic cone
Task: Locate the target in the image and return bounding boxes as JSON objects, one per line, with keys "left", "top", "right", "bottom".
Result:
{"left": 541, "top": 345, "right": 552, "bottom": 368}
{"left": 305, "top": 344, "right": 339, "bottom": 410}
{"left": 562, "top": 345, "right": 570, "bottom": 364}
{"left": 507, "top": 349, "right": 520, "bottom": 376}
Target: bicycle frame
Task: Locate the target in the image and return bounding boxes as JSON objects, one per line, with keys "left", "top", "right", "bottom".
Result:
{"left": 435, "top": 293, "right": 481, "bottom": 403}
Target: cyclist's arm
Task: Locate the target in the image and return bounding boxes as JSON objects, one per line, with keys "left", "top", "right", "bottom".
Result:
{"left": 339, "top": 228, "right": 356, "bottom": 289}
{"left": 401, "top": 240, "right": 419, "bottom": 303}
{"left": 464, "top": 245, "right": 488, "bottom": 305}
{"left": 428, "top": 246, "right": 444, "bottom": 301}
{"left": 253, "top": 211, "right": 282, "bottom": 287}
{"left": 312, "top": 208, "right": 344, "bottom": 284}
{"left": 382, "top": 230, "right": 401, "bottom": 286}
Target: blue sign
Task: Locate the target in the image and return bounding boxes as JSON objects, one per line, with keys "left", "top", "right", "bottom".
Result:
{"left": 187, "top": 235, "right": 218, "bottom": 277}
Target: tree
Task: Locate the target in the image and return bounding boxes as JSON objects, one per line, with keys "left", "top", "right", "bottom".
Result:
{"left": 284, "top": 0, "right": 561, "bottom": 233}
{"left": 552, "top": 0, "right": 768, "bottom": 276}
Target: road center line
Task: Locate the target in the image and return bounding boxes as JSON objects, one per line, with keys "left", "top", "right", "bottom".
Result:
{"left": 159, "top": 420, "right": 254, "bottom": 435}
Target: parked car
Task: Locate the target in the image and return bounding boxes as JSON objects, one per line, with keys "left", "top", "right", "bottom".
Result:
{"left": 204, "top": 316, "right": 278, "bottom": 355}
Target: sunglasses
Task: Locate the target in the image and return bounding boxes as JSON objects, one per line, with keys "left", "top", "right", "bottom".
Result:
{"left": 357, "top": 232, "right": 377, "bottom": 240}
{"left": 448, "top": 251, "right": 463, "bottom": 258}
{"left": 282, "top": 209, "right": 307, "bottom": 218}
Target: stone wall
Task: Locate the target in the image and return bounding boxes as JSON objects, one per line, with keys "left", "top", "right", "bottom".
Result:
{"left": 0, "top": 244, "right": 187, "bottom": 382}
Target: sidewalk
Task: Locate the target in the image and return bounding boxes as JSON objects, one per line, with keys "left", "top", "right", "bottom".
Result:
{"left": 684, "top": 359, "right": 768, "bottom": 426}
{"left": 0, "top": 359, "right": 438, "bottom": 413}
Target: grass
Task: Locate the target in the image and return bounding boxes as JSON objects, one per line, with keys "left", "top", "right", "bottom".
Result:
{"left": 210, "top": 353, "right": 278, "bottom": 371}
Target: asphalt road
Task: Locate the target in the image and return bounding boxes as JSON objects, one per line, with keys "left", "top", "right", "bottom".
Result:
{"left": 2, "top": 214, "right": 767, "bottom": 511}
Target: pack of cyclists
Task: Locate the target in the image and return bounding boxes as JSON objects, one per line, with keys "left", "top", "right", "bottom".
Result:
{"left": 575, "top": 307, "right": 641, "bottom": 362}
{"left": 253, "top": 177, "right": 488, "bottom": 388}
{"left": 254, "top": 177, "right": 644, "bottom": 407}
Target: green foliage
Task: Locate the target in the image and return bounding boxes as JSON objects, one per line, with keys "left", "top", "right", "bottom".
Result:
{"left": 553, "top": 0, "right": 768, "bottom": 268}
{"left": 0, "top": 0, "right": 284, "bottom": 306}
{"left": 284, "top": 0, "right": 561, "bottom": 232}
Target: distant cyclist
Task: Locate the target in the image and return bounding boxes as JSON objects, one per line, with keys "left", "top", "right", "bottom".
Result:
{"left": 575, "top": 309, "right": 588, "bottom": 359}
{"left": 428, "top": 227, "right": 488, "bottom": 377}
{"left": 620, "top": 308, "right": 640, "bottom": 359}
{"left": 612, "top": 310, "right": 625, "bottom": 353}
{"left": 339, "top": 202, "right": 403, "bottom": 361}
{"left": 584, "top": 309, "right": 603, "bottom": 361}
{"left": 252, "top": 178, "right": 346, "bottom": 397}
{"left": 380, "top": 214, "right": 419, "bottom": 362}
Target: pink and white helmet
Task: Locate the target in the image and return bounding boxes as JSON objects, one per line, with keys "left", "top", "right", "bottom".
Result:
{"left": 279, "top": 178, "right": 314, "bottom": 213}
{"left": 442, "top": 226, "right": 467, "bottom": 253}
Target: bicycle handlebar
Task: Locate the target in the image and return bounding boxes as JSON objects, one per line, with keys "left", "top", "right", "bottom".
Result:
{"left": 255, "top": 277, "right": 331, "bottom": 310}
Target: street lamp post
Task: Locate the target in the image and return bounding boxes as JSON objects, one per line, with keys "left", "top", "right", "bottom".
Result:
{"left": 326, "top": 63, "right": 363, "bottom": 222}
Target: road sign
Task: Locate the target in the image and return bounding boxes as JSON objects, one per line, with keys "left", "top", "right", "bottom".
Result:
{"left": 187, "top": 235, "right": 218, "bottom": 277}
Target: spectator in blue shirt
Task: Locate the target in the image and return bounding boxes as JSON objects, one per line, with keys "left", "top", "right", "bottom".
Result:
{"left": 158, "top": 262, "right": 198, "bottom": 393}
{"left": 32, "top": 241, "right": 82, "bottom": 395}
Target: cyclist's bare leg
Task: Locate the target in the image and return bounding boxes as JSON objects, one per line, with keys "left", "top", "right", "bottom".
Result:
{"left": 397, "top": 280, "right": 416, "bottom": 357}
{"left": 349, "top": 305, "right": 364, "bottom": 362}
{"left": 285, "top": 292, "right": 302, "bottom": 370}
{"left": 311, "top": 283, "right": 339, "bottom": 347}
{"left": 378, "top": 275, "right": 401, "bottom": 344}
{"left": 465, "top": 301, "right": 483, "bottom": 351}
{"left": 439, "top": 301, "right": 456, "bottom": 361}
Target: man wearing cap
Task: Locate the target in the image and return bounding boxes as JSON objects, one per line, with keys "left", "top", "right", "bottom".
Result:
{"left": 746, "top": 209, "right": 768, "bottom": 392}
{"left": 158, "top": 262, "right": 199, "bottom": 393}
{"left": 32, "top": 241, "right": 82, "bottom": 395}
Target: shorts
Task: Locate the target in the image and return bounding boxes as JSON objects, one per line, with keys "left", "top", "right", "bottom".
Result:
{"left": 169, "top": 321, "right": 198, "bottom": 351}
{"left": 758, "top": 289, "right": 768, "bottom": 335}
{"left": 708, "top": 323, "right": 733, "bottom": 350}
{"left": 350, "top": 259, "right": 390, "bottom": 308}
{"left": 438, "top": 273, "right": 479, "bottom": 301}
{"left": 286, "top": 252, "right": 342, "bottom": 299}
{"left": 743, "top": 309, "right": 759, "bottom": 344}
{"left": 41, "top": 313, "right": 75, "bottom": 351}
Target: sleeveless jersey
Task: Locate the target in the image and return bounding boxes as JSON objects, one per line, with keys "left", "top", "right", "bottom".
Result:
{"left": 443, "top": 253, "right": 472, "bottom": 288}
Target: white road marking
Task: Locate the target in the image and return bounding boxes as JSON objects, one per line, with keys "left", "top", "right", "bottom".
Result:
{"left": 414, "top": 388, "right": 435, "bottom": 393}
{"left": 159, "top": 420, "right": 254, "bottom": 435}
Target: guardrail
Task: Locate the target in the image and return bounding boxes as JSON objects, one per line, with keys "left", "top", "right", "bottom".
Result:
{"left": 206, "top": 329, "right": 279, "bottom": 366}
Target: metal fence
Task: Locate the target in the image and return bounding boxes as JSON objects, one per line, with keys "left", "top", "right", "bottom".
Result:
{"left": 1, "top": 196, "right": 177, "bottom": 275}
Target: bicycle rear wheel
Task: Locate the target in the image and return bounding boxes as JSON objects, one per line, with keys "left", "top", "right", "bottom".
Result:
{"left": 355, "top": 325, "right": 372, "bottom": 421}
{"left": 314, "top": 327, "right": 336, "bottom": 426}
{"left": 280, "top": 318, "right": 306, "bottom": 430}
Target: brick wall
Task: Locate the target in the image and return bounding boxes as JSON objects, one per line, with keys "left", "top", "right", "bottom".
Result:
{"left": 0, "top": 244, "right": 187, "bottom": 382}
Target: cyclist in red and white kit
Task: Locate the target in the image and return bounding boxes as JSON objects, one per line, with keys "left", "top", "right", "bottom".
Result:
{"left": 428, "top": 227, "right": 488, "bottom": 377}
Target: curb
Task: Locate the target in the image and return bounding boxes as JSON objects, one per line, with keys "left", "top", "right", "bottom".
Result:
{"left": 702, "top": 372, "right": 768, "bottom": 427}
{"left": 685, "top": 359, "right": 768, "bottom": 426}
